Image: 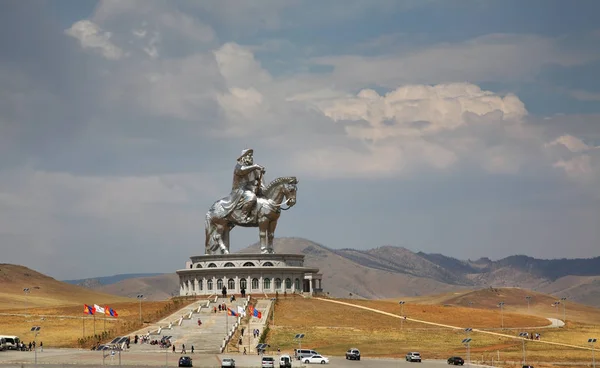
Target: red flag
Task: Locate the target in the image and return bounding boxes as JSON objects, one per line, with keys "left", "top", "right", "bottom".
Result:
{"left": 83, "top": 304, "right": 95, "bottom": 315}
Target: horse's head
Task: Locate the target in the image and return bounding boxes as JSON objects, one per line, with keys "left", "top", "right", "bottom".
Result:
{"left": 264, "top": 176, "right": 299, "bottom": 208}
{"left": 282, "top": 177, "right": 298, "bottom": 207}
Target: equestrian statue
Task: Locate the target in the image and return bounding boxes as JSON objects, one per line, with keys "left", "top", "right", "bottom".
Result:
{"left": 205, "top": 149, "right": 298, "bottom": 255}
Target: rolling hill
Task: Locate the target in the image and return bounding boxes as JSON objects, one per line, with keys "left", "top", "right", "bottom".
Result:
{"left": 47, "top": 237, "right": 600, "bottom": 307}
{"left": 0, "top": 264, "right": 133, "bottom": 309}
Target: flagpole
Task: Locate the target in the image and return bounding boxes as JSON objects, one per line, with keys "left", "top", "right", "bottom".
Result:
{"left": 83, "top": 316, "right": 85, "bottom": 338}
{"left": 93, "top": 314, "right": 96, "bottom": 337}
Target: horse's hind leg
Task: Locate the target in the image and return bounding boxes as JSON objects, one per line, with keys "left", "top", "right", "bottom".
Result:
{"left": 217, "top": 225, "right": 230, "bottom": 255}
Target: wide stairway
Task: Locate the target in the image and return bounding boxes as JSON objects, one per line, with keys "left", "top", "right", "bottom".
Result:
{"left": 127, "top": 296, "right": 247, "bottom": 354}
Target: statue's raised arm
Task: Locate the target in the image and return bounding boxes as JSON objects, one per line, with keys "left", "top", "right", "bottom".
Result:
{"left": 205, "top": 149, "right": 298, "bottom": 255}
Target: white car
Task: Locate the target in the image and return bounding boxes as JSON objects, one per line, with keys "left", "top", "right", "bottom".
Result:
{"left": 303, "top": 355, "right": 329, "bottom": 364}
{"left": 221, "top": 357, "right": 236, "bottom": 367}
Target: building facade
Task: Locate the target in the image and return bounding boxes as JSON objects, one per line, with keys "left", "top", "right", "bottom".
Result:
{"left": 176, "top": 253, "right": 323, "bottom": 296}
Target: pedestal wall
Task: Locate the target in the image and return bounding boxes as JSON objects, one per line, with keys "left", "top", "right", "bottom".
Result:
{"left": 176, "top": 253, "right": 322, "bottom": 296}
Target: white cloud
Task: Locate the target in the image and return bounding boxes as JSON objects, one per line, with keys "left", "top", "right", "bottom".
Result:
{"left": 546, "top": 135, "right": 600, "bottom": 192}
{"left": 214, "top": 43, "right": 272, "bottom": 88}
{"left": 547, "top": 135, "right": 592, "bottom": 153}
{"left": 65, "top": 20, "right": 123, "bottom": 60}
{"left": 288, "top": 83, "right": 535, "bottom": 178}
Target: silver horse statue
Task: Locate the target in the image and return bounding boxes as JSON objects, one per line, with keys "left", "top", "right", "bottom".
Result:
{"left": 205, "top": 149, "right": 298, "bottom": 255}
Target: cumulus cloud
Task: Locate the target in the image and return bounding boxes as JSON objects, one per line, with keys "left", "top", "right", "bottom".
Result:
{"left": 546, "top": 135, "right": 600, "bottom": 191}
{"left": 288, "top": 83, "right": 538, "bottom": 178}
{"left": 65, "top": 20, "right": 123, "bottom": 60}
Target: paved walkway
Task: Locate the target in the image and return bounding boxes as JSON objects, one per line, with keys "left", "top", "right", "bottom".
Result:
{"left": 126, "top": 296, "right": 248, "bottom": 354}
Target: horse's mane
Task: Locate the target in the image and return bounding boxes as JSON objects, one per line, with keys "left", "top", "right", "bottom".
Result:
{"left": 264, "top": 176, "right": 296, "bottom": 198}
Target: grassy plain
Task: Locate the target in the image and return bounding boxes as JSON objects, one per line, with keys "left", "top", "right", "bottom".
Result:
{"left": 266, "top": 295, "right": 600, "bottom": 366}
{"left": 0, "top": 300, "right": 197, "bottom": 348}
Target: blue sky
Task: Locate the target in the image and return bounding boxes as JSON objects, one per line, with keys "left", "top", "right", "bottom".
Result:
{"left": 1, "top": 1, "right": 599, "bottom": 279}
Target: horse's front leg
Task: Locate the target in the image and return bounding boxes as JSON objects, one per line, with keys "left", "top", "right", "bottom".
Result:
{"left": 266, "top": 220, "right": 278, "bottom": 254}
{"left": 259, "top": 221, "right": 269, "bottom": 254}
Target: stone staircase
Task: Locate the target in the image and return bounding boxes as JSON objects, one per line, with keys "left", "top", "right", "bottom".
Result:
{"left": 126, "top": 296, "right": 248, "bottom": 354}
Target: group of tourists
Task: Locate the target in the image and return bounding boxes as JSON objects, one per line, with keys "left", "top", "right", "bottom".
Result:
{"left": 14, "top": 341, "right": 42, "bottom": 351}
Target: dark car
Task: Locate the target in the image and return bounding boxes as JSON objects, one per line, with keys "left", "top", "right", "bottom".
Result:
{"left": 447, "top": 356, "right": 464, "bottom": 365}
{"left": 179, "top": 356, "right": 193, "bottom": 367}
{"left": 522, "top": 366, "right": 534, "bottom": 368}
{"left": 346, "top": 348, "right": 361, "bottom": 360}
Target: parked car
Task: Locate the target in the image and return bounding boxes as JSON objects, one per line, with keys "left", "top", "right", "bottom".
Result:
{"left": 221, "top": 357, "right": 236, "bottom": 367}
{"left": 447, "top": 356, "right": 464, "bottom": 365}
{"left": 303, "top": 355, "right": 329, "bottom": 364}
{"left": 406, "top": 352, "right": 422, "bottom": 362}
{"left": 279, "top": 354, "right": 292, "bottom": 368}
{"left": 522, "top": 366, "right": 535, "bottom": 368}
{"left": 345, "top": 348, "right": 361, "bottom": 360}
{"left": 178, "top": 356, "right": 193, "bottom": 367}
{"left": 295, "top": 349, "right": 319, "bottom": 360}
{"left": 261, "top": 356, "right": 275, "bottom": 368}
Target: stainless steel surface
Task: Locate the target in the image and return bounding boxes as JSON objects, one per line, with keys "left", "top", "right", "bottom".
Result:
{"left": 205, "top": 149, "right": 298, "bottom": 255}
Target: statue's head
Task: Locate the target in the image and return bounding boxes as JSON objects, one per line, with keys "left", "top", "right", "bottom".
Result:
{"left": 238, "top": 148, "right": 254, "bottom": 165}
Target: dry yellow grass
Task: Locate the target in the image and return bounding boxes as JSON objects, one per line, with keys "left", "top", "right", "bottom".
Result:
{"left": 0, "top": 300, "right": 196, "bottom": 348}
{"left": 265, "top": 296, "right": 600, "bottom": 366}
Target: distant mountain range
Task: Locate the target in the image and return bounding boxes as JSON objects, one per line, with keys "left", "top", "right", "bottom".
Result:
{"left": 61, "top": 238, "right": 600, "bottom": 306}
{"left": 63, "top": 273, "right": 164, "bottom": 288}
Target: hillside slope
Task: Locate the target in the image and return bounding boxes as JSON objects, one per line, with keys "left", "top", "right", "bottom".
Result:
{"left": 55, "top": 237, "right": 600, "bottom": 307}
{"left": 96, "top": 273, "right": 180, "bottom": 301}
{"left": 0, "top": 264, "right": 133, "bottom": 309}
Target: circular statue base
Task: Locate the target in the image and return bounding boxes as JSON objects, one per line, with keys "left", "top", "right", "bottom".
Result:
{"left": 176, "top": 253, "right": 322, "bottom": 296}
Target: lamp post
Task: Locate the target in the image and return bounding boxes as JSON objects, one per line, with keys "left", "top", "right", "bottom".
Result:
{"left": 399, "top": 301, "right": 405, "bottom": 330}
{"left": 464, "top": 328, "right": 472, "bottom": 366}
{"left": 31, "top": 326, "right": 41, "bottom": 365}
{"left": 589, "top": 338, "right": 597, "bottom": 368}
{"left": 519, "top": 332, "right": 529, "bottom": 365}
{"left": 270, "top": 298, "right": 276, "bottom": 327}
{"left": 498, "top": 302, "right": 505, "bottom": 329}
{"left": 462, "top": 338, "right": 472, "bottom": 367}
{"left": 552, "top": 301, "right": 560, "bottom": 322}
{"left": 560, "top": 297, "right": 567, "bottom": 326}
{"left": 137, "top": 294, "right": 144, "bottom": 324}
{"left": 23, "top": 288, "right": 30, "bottom": 317}
{"left": 294, "top": 333, "right": 305, "bottom": 351}
{"left": 525, "top": 296, "right": 531, "bottom": 313}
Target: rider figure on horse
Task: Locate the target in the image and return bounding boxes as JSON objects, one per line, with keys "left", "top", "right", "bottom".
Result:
{"left": 231, "top": 148, "right": 267, "bottom": 224}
